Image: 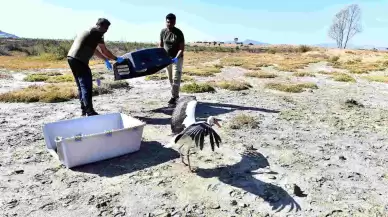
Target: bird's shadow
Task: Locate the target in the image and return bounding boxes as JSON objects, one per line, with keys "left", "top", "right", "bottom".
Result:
{"left": 195, "top": 150, "right": 301, "bottom": 213}
{"left": 72, "top": 141, "right": 180, "bottom": 177}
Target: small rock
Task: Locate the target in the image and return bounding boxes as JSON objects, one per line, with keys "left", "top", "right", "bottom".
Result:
{"left": 195, "top": 209, "right": 203, "bottom": 214}
{"left": 153, "top": 209, "right": 166, "bottom": 216}
{"left": 13, "top": 169, "right": 24, "bottom": 175}
{"left": 269, "top": 176, "right": 276, "bottom": 180}
{"left": 339, "top": 155, "right": 346, "bottom": 161}
{"left": 6, "top": 199, "right": 19, "bottom": 209}
{"left": 230, "top": 200, "right": 238, "bottom": 206}
{"left": 234, "top": 208, "right": 242, "bottom": 214}
{"left": 261, "top": 142, "right": 270, "bottom": 147}
{"left": 208, "top": 202, "right": 220, "bottom": 209}
{"left": 239, "top": 203, "right": 248, "bottom": 208}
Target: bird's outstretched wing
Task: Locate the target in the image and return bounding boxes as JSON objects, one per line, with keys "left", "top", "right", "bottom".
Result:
{"left": 170, "top": 96, "right": 197, "bottom": 134}
{"left": 175, "top": 122, "right": 222, "bottom": 151}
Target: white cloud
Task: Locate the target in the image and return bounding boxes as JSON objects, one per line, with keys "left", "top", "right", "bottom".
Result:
{"left": 0, "top": 0, "right": 216, "bottom": 42}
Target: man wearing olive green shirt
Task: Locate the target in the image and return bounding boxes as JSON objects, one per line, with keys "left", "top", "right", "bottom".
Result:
{"left": 67, "top": 18, "right": 124, "bottom": 116}
{"left": 159, "top": 13, "right": 185, "bottom": 106}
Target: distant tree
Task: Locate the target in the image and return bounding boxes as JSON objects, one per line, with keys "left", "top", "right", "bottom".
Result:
{"left": 234, "top": 38, "right": 238, "bottom": 44}
{"left": 213, "top": 41, "right": 217, "bottom": 46}
{"left": 328, "top": 4, "right": 362, "bottom": 49}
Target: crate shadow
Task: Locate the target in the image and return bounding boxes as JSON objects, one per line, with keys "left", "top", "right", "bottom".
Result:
{"left": 73, "top": 141, "right": 179, "bottom": 177}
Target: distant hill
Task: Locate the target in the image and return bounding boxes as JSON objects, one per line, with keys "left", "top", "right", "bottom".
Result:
{"left": 242, "top": 39, "right": 269, "bottom": 45}
{"left": 224, "top": 39, "right": 269, "bottom": 45}
{"left": 0, "top": 30, "right": 19, "bottom": 39}
{"left": 314, "top": 43, "right": 388, "bottom": 51}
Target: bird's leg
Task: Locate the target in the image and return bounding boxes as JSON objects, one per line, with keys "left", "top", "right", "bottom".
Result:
{"left": 179, "top": 144, "right": 187, "bottom": 166}
{"left": 187, "top": 148, "right": 192, "bottom": 172}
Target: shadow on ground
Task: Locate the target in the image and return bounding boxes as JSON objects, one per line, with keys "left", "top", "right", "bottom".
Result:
{"left": 133, "top": 116, "right": 171, "bottom": 125}
{"left": 195, "top": 150, "right": 301, "bottom": 213}
{"left": 146, "top": 100, "right": 280, "bottom": 125}
{"left": 73, "top": 141, "right": 179, "bottom": 177}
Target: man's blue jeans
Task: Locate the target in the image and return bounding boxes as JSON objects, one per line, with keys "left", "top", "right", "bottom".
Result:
{"left": 67, "top": 57, "right": 94, "bottom": 115}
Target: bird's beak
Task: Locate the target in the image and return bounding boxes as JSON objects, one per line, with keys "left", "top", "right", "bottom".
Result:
{"left": 214, "top": 119, "right": 221, "bottom": 128}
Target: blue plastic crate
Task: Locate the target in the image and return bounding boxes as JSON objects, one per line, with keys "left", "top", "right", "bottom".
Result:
{"left": 113, "top": 47, "right": 172, "bottom": 80}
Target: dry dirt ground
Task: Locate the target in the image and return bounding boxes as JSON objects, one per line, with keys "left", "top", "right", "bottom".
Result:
{"left": 1, "top": 59, "right": 388, "bottom": 217}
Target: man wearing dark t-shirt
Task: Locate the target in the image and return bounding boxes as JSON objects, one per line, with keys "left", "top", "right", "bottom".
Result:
{"left": 67, "top": 18, "right": 124, "bottom": 116}
{"left": 159, "top": 13, "right": 185, "bottom": 106}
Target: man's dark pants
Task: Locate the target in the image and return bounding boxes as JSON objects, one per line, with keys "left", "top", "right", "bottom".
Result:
{"left": 67, "top": 57, "right": 95, "bottom": 115}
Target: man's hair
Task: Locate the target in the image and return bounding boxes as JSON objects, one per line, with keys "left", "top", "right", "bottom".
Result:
{"left": 96, "top": 18, "right": 111, "bottom": 27}
{"left": 166, "top": 13, "right": 176, "bottom": 20}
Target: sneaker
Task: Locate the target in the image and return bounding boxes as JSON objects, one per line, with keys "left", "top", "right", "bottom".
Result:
{"left": 86, "top": 111, "right": 99, "bottom": 116}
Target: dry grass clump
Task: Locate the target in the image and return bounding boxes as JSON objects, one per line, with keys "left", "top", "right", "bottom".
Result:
{"left": 266, "top": 45, "right": 314, "bottom": 54}
{"left": 145, "top": 73, "right": 194, "bottom": 82}
{"left": 91, "top": 71, "right": 105, "bottom": 80}
{"left": 229, "top": 114, "right": 259, "bottom": 129}
{"left": 265, "top": 82, "right": 318, "bottom": 93}
{"left": 181, "top": 82, "right": 215, "bottom": 93}
{"left": 145, "top": 73, "right": 168, "bottom": 81}
{"left": 0, "top": 83, "right": 78, "bottom": 103}
{"left": 331, "top": 73, "right": 356, "bottom": 82}
{"left": 274, "top": 59, "right": 319, "bottom": 72}
{"left": 220, "top": 55, "right": 273, "bottom": 70}
{"left": 213, "top": 63, "right": 224, "bottom": 69}
{"left": 329, "top": 55, "right": 340, "bottom": 63}
{"left": 293, "top": 72, "right": 316, "bottom": 77}
{"left": 183, "top": 52, "right": 228, "bottom": 66}
{"left": 24, "top": 72, "right": 105, "bottom": 83}
{"left": 46, "top": 74, "right": 74, "bottom": 83}
{"left": 0, "top": 56, "right": 100, "bottom": 70}
{"left": 329, "top": 58, "right": 386, "bottom": 74}
{"left": 213, "top": 80, "right": 252, "bottom": 91}
{"left": 362, "top": 75, "right": 388, "bottom": 83}
{"left": 221, "top": 52, "right": 323, "bottom": 72}
{"left": 99, "top": 80, "right": 131, "bottom": 90}
{"left": 317, "top": 70, "right": 332, "bottom": 75}
{"left": 23, "top": 73, "right": 74, "bottom": 83}
{"left": 23, "top": 74, "right": 50, "bottom": 82}
{"left": 245, "top": 71, "right": 277, "bottom": 78}
{"left": 0, "top": 80, "right": 121, "bottom": 103}
{"left": 183, "top": 66, "right": 221, "bottom": 77}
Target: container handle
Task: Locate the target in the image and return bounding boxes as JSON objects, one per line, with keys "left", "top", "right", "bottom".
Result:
{"left": 105, "top": 130, "right": 113, "bottom": 137}
{"left": 74, "top": 133, "right": 83, "bottom": 142}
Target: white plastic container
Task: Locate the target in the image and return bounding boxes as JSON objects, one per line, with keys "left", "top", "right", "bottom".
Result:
{"left": 42, "top": 113, "right": 146, "bottom": 168}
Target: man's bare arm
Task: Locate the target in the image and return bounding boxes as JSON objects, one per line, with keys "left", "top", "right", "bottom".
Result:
{"left": 98, "top": 43, "right": 118, "bottom": 60}
{"left": 159, "top": 40, "right": 163, "bottom": 48}
{"left": 175, "top": 42, "right": 185, "bottom": 58}
{"left": 94, "top": 48, "right": 108, "bottom": 60}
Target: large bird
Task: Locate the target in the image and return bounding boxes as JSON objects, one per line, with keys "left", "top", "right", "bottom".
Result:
{"left": 166, "top": 96, "right": 222, "bottom": 171}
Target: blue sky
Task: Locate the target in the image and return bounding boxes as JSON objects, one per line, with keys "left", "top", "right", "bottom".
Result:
{"left": 1, "top": 0, "right": 388, "bottom": 46}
